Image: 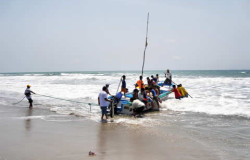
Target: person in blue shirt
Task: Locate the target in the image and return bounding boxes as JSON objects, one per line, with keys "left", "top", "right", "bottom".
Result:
{"left": 113, "top": 88, "right": 128, "bottom": 114}
{"left": 121, "top": 75, "right": 127, "bottom": 98}
{"left": 115, "top": 88, "right": 128, "bottom": 102}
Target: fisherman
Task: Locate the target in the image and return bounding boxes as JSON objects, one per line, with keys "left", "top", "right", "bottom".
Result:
{"left": 171, "top": 85, "right": 182, "bottom": 99}
{"left": 112, "top": 88, "right": 128, "bottom": 114}
{"left": 162, "top": 69, "right": 172, "bottom": 88}
{"left": 149, "top": 87, "right": 160, "bottom": 109}
{"left": 136, "top": 76, "right": 145, "bottom": 89}
{"left": 131, "top": 99, "right": 145, "bottom": 117}
{"left": 177, "top": 84, "right": 189, "bottom": 98}
{"left": 151, "top": 75, "right": 157, "bottom": 84}
{"left": 24, "top": 85, "right": 35, "bottom": 108}
{"left": 153, "top": 84, "right": 160, "bottom": 96}
{"left": 138, "top": 88, "right": 150, "bottom": 108}
{"left": 98, "top": 86, "right": 113, "bottom": 121}
{"left": 121, "top": 75, "right": 127, "bottom": 98}
{"left": 147, "top": 77, "right": 153, "bottom": 88}
{"left": 155, "top": 74, "right": 159, "bottom": 84}
{"left": 130, "top": 89, "right": 139, "bottom": 102}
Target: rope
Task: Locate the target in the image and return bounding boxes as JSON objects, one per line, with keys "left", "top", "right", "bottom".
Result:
{"left": 35, "top": 93, "right": 98, "bottom": 106}
{"left": 12, "top": 96, "right": 26, "bottom": 105}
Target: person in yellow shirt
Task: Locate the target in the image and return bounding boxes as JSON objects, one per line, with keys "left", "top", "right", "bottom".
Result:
{"left": 136, "top": 76, "right": 145, "bottom": 89}
{"left": 177, "top": 84, "right": 188, "bottom": 98}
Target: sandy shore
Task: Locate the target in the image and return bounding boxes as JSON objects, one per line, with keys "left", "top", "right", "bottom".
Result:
{"left": 0, "top": 104, "right": 217, "bottom": 160}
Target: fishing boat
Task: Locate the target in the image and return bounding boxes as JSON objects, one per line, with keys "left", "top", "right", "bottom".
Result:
{"left": 108, "top": 13, "right": 173, "bottom": 116}
{"left": 108, "top": 82, "right": 172, "bottom": 116}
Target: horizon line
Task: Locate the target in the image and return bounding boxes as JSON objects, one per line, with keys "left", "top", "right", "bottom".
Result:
{"left": 1, "top": 69, "right": 250, "bottom": 74}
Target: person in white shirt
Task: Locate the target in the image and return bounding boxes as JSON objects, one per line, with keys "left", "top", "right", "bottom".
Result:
{"left": 24, "top": 85, "right": 35, "bottom": 108}
{"left": 98, "top": 86, "right": 112, "bottom": 121}
{"left": 155, "top": 74, "right": 159, "bottom": 84}
{"left": 162, "top": 69, "right": 172, "bottom": 88}
{"left": 131, "top": 99, "right": 145, "bottom": 117}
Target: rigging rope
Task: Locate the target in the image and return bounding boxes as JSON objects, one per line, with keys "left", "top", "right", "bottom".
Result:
{"left": 35, "top": 93, "right": 98, "bottom": 106}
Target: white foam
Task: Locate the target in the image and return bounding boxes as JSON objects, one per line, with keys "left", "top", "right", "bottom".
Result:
{"left": 1, "top": 73, "right": 250, "bottom": 122}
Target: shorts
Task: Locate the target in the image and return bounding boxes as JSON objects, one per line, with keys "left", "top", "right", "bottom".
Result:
{"left": 121, "top": 87, "right": 126, "bottom": 93}
{"left": 28, "top": 98, "right": 33, "bottom": 103}
{"left": 164, "top": 78, "right": 171, "bottom": 85}
{"left": 153, "top": 96, "right": 158, "bottom": 101}
{"left": 133, "top": 106, "right": 144, "bottom": 114}
{"left": 100, "top": 106, "right": 107, "bottom": 115}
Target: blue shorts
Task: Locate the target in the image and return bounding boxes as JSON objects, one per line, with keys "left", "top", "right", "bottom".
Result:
{"left": 100, "top": 106, "right": 107, "bottom": 114}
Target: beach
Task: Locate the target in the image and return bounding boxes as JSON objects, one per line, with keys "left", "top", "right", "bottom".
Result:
{"left": 0, "top": 104, "right": 219, "bottom": 160}
{"left": 1, "top": 104, "right": 249, "bottom": 160}
{"left": 0, "top": 70, "right": 250, "bottom": 160}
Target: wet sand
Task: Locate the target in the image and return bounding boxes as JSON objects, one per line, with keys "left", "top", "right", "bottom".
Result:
{"left": 0, "top": 104, "right": 217, "bottom": 160}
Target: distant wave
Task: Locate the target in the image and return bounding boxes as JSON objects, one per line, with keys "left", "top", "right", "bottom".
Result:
{"left": 0, "top": 72, "right": 61, "bottom": 76}
{"left": 44, "top": 72, "right": 62, "bottom": 76}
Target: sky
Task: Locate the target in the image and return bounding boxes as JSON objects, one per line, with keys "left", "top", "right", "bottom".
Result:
{"left": 0, "top": 0, "right": 249, "bottom": 72}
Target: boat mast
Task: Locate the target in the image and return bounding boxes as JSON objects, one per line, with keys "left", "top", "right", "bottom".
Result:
{"left": 141, "top": 12, "right": 149, "bottom": 78}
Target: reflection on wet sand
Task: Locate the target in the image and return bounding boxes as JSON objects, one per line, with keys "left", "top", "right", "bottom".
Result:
{"left": 25, "top": 108, "right": 33, "bottom": 131}
{"left": 97, "top": 123, "right": 108, "bottom": 158}
{"left": 96, "top": 122, "right": 146, "bottom": 159}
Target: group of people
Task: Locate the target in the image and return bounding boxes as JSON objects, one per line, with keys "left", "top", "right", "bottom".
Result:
{"left": 172, "top": 84, "right": 189, "bottom": 99}
{"left": 98, "top": 69, "right": 189, "bottom": 119}
{"left": 24, "top": 69, "right": 189, "bottom": 121}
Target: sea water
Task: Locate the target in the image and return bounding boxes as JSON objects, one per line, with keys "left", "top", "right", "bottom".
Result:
{"left": 0, "top": 70, "right": 250, "bottom": 159}
{"left": 1, "top": 70, "right": 249, "bottom": 119}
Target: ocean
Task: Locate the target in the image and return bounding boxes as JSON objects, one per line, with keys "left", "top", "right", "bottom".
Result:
{"left": 0, "top": 70, "right": 250, "bottom": 159}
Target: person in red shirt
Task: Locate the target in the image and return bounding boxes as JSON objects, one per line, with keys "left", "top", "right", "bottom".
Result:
{"left": 172, "top": 85, "right": 181, "bottom": 99}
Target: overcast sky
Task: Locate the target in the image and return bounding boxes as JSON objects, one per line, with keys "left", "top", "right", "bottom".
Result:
{"left": 0, "top": 0, "right": 249, "bottom": 72}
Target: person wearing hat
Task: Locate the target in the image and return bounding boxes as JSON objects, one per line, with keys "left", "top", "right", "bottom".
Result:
{"left": 24, "top": 85, "right": 35, "bottom": 108}
{"left": 98, "top": 86, "right": 112, "bottom": 121}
